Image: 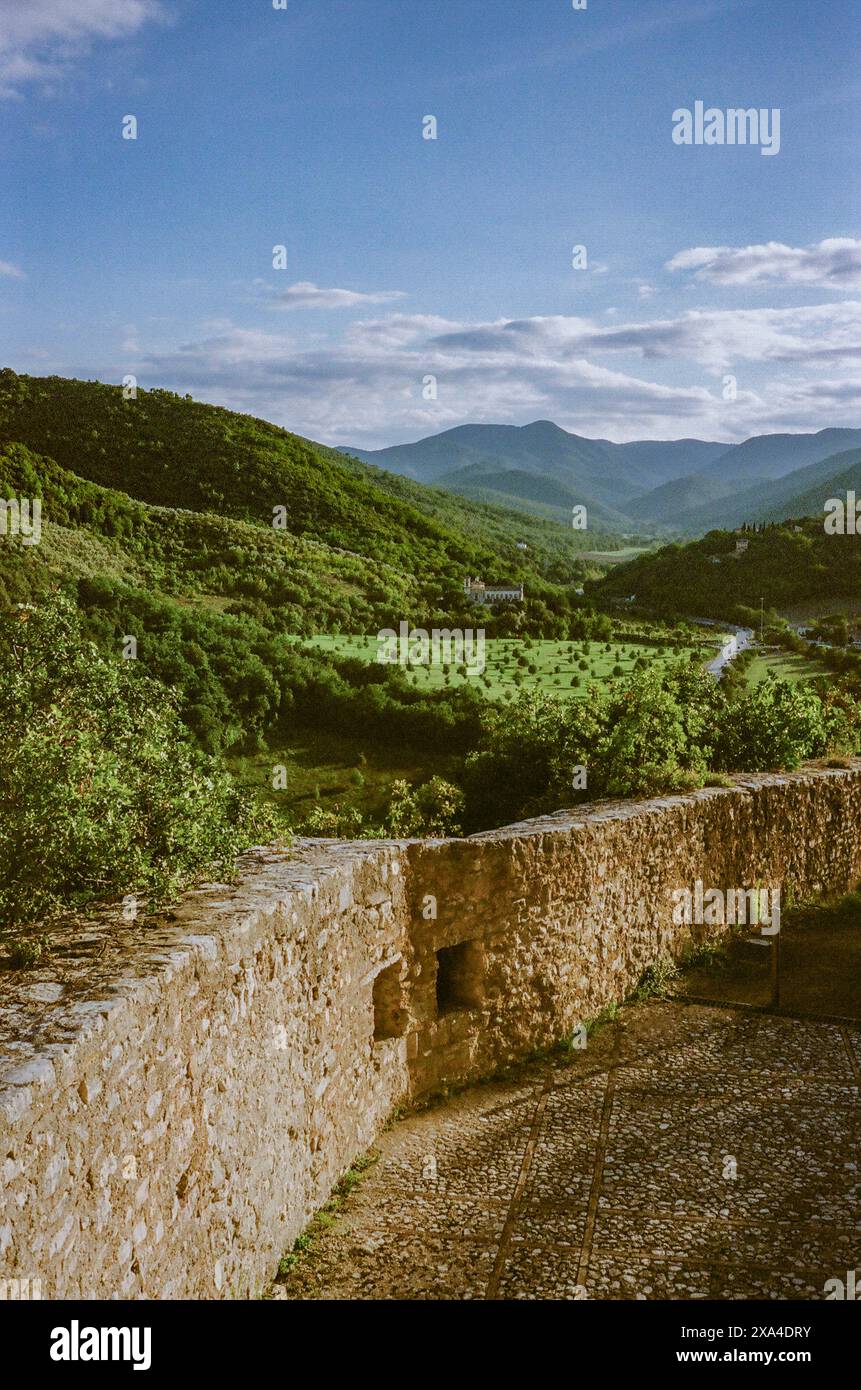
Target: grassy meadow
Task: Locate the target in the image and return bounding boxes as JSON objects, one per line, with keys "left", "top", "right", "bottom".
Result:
{"left": 297, "top": 632, "right": 721, "bottom": 701}
{"left": 743, "top": 649, "right": 832, "bottom": 688}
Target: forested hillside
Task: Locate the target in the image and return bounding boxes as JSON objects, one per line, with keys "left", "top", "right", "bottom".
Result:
{"left": 0, "top": 374, "right": 612, "bottom": 767}
{"left": 594, "top": 519, "right": 861, "bottom": 622}
{"left": 0, "top": 370, "right": 610, "bottom": 589}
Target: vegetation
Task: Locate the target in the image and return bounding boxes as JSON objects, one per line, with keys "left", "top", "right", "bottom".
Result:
{"left": 593, "top": 519, "right": 861, "bottom": 623}
{"left": 0, "top": 595, "right": 276, "bottom": 936}
{"left": 458, "top": 665, "right": 859, "bottom": 832}
{"left": 299, "top": 632, "right": 715, "bottom": 702}
{"left": 3, "top": 373, "right": 861, "bottom": 933}
{"left": 0, "top": 370, "right": 593, "bottom": 611}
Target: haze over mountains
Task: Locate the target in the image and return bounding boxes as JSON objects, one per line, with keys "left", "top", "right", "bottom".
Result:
{"left": 345, "top": 424, "right": 861, "bottom": 535}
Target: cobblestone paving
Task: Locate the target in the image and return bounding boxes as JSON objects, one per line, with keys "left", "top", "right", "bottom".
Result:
{"left": 276, "top": 1001, "right": 861, "bottom": 1300}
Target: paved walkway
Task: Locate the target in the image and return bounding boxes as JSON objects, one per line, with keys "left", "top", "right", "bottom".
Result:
{"left": 275, "top": 1001, "right": 860, "bottom": 1300}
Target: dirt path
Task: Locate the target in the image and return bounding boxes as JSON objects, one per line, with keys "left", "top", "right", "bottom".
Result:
{"left": 273, "top": 1000, "right": 860, "bottom": 1300}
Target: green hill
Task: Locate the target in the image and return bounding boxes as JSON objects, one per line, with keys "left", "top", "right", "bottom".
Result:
{"left": 0, "top": 440, "right": 420, "bottom": 631}
{"left": 0, "top": 370, "right": 602, "bottom": 593}
{"left": 648, "top": 442, "right": 861, "bottom": 533}
{"left": 757, "top": 451, "right": 861, "bottom": 525}
{"left": 0, "top": 372, "right": 610, "bottom": 765}
{"left": 592, "top": 518, "right": 861, "bottom": 623}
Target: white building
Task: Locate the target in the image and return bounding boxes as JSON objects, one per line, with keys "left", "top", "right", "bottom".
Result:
{"left": 463, "top": 577, "right": 524, "bottom": 604}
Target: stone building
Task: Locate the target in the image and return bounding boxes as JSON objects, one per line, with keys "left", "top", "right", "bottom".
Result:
{"left": 463, "top": 576, "right": 524, "bottom": 603}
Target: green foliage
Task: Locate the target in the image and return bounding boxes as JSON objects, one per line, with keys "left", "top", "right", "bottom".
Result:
{"left": 0, "top": 595, "right": 277, "bottom": 931}
{"left": 593, "top": 519, "right": 861, "bottom": 623}
{"left": 595, "top": 664, "right": 717, "bottom": 797}
{"left": 460, "top": 662, "right": 857, "bottom": 831}
{"left": 297, "top": 804, "right": 367, "bottom": 838}
{"left": 382, "top": 777, "right": 465, "bottom": 838}
{"left": 631, "top": 956, "right": 680, "bottom": 1001}
{"left": 463, "top": 688, "right": 602, "bottom": 829}
{"left": 711, "top": 676, "right": 831, "bottom": 771}
{"left": 295, "top": 776, "right": 464, "bottom": 840}
{"left": 6, "top": 934, "right": 50, "bottom": 969}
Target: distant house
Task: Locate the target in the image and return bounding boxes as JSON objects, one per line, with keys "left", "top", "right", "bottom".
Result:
{"left": 463, "top": 576, "right": 524, "bottom": 604}
{"left": 735, "top": 538, "right": 749, "bottom": 554}
{"left": 516, "top": 541, "right": 528, "bottom": 551}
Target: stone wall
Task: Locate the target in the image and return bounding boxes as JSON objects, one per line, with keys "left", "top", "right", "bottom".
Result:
{"left": 2, "top": 763, "right": 860, "bottom": 1299}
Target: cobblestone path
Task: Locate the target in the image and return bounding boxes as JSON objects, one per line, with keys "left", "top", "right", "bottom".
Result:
{"left": 275, "top": 1000, "right": 861, "bottom": 1300}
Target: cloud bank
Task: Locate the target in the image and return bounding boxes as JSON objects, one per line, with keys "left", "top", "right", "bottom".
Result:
{"left": 0, "top": 0, "right": 164, "bottom": 98}
{"left": 666, "top": 239, "right": 861, "bottom": 290}
{"left": 128, "top": 296, "right": 861, "bottom": 447}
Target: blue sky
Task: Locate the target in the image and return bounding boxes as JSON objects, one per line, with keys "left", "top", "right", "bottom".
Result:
{"left": 1, "top": 0, "right": 859, "bottom": 445}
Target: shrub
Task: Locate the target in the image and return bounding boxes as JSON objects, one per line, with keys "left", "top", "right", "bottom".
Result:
{"left": 298, "top": 804, "right": 366, "bottom": 837}
{"left": 382, "top": 777, "right": 464, "bottom": 838}
{"left": 593, "top": 666, "right": 713, "bottom": 798}
{"left": 0, "top": 595, "right": 277, "bottom": 932}
{"left": 711, "top": 677, "right": 830, "bottom": 772}
{"left": 462, "top": 690, "right": 600, "bottom": 830}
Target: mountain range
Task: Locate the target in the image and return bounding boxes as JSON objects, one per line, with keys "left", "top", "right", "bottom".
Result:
{"left": 344, "top": 423, "right": 861, "bottom": 535}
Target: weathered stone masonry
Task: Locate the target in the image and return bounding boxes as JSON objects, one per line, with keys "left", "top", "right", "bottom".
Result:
{"left": 1, "top": 764, "right": 860, "bottom": 1299}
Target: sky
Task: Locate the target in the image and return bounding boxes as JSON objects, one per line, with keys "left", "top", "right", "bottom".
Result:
{"left": 0, "top": 0, "right": 859, "bottom": 447}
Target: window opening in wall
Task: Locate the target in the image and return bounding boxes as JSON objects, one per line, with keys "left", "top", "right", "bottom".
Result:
{"left": 435, "top": 939, "right": 485, "bottom": 1015}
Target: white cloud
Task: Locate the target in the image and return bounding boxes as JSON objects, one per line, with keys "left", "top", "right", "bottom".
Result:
{"left": 266, "top": 282, "right": 407, "bottom": 311}
{"left": 666, "top": 238, "right": 861, "bottom": 290}
{"left": 425, "top": 303, "right": 861, "bottom": 374}
{"left": 0, "top": 259, "right": 24, "bottom": 278}
{"left": 126, "top": 297, "right": 861, "bottom": 447}
{"left": 0, "top": 0, "right": 164, "bottom": 98}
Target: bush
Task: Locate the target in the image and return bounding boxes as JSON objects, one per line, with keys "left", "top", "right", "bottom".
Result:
{"left": 298, "top": 804, "right": 366, "bottom": 838}
{"left": 0, "top": 595, "right": 277, "bottom": 932}
{"left": 382, "top": 777, "right": 464, "bottom": 838}
{"left": 462, "top": 690, "right": 600, "bottom": 830}
{"left": 593, "top": 666, "right": 713, "bottom": 798}
{"left": 711, "top": 677, "right": 830, "bottom": 772}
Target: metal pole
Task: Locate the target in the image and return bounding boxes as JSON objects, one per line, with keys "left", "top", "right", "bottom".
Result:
{"left": 770, "top": 929, "right": 780, "bottom": 1009}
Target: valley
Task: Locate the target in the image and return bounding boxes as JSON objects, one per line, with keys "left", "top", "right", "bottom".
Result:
{"left": 2, "top": 370, "right": 860, "bottom": 902}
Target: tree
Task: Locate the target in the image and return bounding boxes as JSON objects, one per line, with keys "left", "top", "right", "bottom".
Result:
{"left": 0, "top": 595, "right": 276, "bottom": 932}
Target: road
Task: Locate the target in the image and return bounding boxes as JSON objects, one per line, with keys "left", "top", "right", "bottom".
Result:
{"left": 705, "top": 626, "right": 754, "bottom": 679}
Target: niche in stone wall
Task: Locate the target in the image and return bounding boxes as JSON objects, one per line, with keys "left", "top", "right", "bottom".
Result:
{"left": 435, "top": 939, "right": 485, "bottom": 1016}
{"left": 373, "top": 959, "right": 407, "bottom": 1041}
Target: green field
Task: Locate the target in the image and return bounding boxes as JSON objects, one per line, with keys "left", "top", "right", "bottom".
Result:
{"left": 743, "top": 650, "right": 831, "bottom": 688}
{"left": 298, "top": 633, "right": 720, "bottom": 701}
{"left": 581, "top": 546, "right": 654, "bottom": 566}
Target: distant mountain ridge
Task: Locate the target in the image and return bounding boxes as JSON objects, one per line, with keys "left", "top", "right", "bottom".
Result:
{"left": 343, "top": 423, "right": 861, "bottom": 534}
